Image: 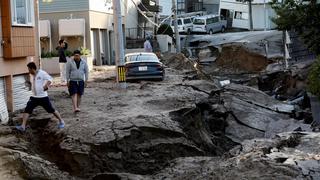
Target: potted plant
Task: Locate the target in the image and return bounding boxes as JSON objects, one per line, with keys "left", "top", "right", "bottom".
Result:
{"left": 80, "top": 47, "right": 93, "bottom": 71}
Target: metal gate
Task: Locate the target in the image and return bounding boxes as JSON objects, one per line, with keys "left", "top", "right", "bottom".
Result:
{"left": 0, "top": 78, "right": 9, "bottom": 124}
{"left": 13, "top": 75, "right": 32, "bottom": 111}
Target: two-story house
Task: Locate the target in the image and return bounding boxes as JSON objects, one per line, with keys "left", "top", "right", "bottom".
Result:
{"left": 39, "top": 0, "right": 129, "bottom": 66}
{"left": 0, "top": 0, "right": 39, "bottom": 123}
{"left": 219, "top": 0, "right": 277, "bottom": 30}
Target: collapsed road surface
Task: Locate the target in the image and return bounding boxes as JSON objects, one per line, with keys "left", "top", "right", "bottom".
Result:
{"left": 0, "top": 61, "right": 319, "bottom": 179}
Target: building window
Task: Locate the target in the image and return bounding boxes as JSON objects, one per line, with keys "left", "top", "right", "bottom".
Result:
{"left": 11, "top": 0, "right": 34, "bottom": 26}
{"left": 234, "top": 11, "right": 248, "bottom": 20}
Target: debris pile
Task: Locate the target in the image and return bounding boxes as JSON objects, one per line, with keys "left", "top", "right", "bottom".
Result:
{"left": 161, "top": 53, "right": 195, "bottom": 71}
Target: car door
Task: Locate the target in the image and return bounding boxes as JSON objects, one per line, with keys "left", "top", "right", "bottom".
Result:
{"left": 212, "top": 17, "right": 220, "bottom": 33}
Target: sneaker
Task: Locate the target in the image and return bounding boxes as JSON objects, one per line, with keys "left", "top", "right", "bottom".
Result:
{"left": 15, "top": 125, "right": 26, "bottom": 132}
{"left": 58, "top": 121, "right": 65, "bottom": 129}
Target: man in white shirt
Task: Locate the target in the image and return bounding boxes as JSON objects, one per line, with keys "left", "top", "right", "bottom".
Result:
{"left": 16, "top": 62, "right": 65, "bottom": 132}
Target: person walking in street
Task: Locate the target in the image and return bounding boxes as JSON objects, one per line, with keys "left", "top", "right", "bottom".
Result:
{"left": 16, "top": 62, "right": 65, "bottom": 132}
{"left": 144, "top": 36, "right": 153, "bottom": 52}
{"left": 66, "top": 50, "right": 89, "bottom": 113}
{"left": 56, "top": 39, "right": 68, "bottom": 84}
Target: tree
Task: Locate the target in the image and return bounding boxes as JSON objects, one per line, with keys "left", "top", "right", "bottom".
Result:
{"left": 237, "top": 0, "right": 253, "bottom": 30}
{"left": 270, "top": 0, "right": 320, "bottom": 55}
{"left": 157, "top": 24, "right": 174, "bottom": 37}
{"left": 270, "top": 0, "right": 320, "bottom": 97}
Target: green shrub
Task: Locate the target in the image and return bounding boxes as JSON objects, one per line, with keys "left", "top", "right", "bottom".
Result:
{"left": 65, "top": 50, "right": 73, "bottom": 57}
{"left": 41, "top": 51, "right": 58, "bottom": 58}
{"left": 157, "top": 24, "right": 173, "bottom": 37}
{"left": 307, "top": 57, "right": 320, "bottom": 98}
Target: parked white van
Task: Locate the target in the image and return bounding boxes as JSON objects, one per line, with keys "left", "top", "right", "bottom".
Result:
{"left": 170, "top": 17, "right": 193, "bottom": 34}
{"left": 192, "top": 14, "right": 227, "bottom": 34}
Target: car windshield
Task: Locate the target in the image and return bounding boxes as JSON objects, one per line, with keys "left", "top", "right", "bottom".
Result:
{"left": 125, "top": 54, "right": 159, "bottom": 62}
{"left": 193, "top": 19, "right": 205, "bottom": 25}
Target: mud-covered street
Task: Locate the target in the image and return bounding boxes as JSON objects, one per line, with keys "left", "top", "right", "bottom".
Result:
{"left": 1, "top": 51, "right": 320, "bottom": 179}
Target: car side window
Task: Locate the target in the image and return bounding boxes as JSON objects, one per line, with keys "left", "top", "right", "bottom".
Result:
{"left": 178, "top": 19, "right": 182, "bottom": 25}
{"left": 184, "top": 18, "right": 191, "bottom": 24}
{"left": 206, "top": 18, "right": 213, "bottom": 24}
{"left": 213, "top": 17, "right": 219, "bottom": 23}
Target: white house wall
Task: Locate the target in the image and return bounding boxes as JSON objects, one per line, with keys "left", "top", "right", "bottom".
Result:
{"left": 220, "top": 0, "right": 248, "bottom": 11}
{"left": 125, "top": 0, "right": 140, "bottom": 29}
{"left": 220, "top": 0, "right": 276, "bottom": 30}
{"left": 252, "top": 4, "right": 276, "bottom": 29}
{"left": 89, "top": 0, "right": 125, "bottom": 16}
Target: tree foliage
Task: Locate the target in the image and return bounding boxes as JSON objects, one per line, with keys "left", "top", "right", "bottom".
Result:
{"left": 157, "top": 24, "right": 173, "bottom": 37}
{"left": 308, "top": 57, "right": 320, "bottom": 98}
{"left": 270, "top": 0, "right": 320, "bottom": 55}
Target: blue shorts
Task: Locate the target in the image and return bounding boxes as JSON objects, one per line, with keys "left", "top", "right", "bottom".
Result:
{"left": 24, "top": 96, "right": 56, "bottom": 114}
{"left": 68, "top": 80, "right": 84, "bottom": 96}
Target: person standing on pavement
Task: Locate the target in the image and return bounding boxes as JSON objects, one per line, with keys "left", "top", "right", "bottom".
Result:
{"left": 144, "top": 36, "right": 153, "bottom": 52}
{"left": 16, "top": 62, "right": 65, "bottom": 132}
{"left": 66, "top": 50, "right": 89, "bottom": 113}
{"left": 56, "top": 39, "right": 68, "bottom": 84}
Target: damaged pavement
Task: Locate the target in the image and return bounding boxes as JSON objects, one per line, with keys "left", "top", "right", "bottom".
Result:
{"left": 1, "top": 30, "right": 320, "bottom": 179}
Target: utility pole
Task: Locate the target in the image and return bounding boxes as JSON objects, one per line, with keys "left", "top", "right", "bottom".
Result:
{"left": 112, "top": 0, "right": 126, "bottom": 88}
{"left": 263, "top": 0, "right": 266, "bottom": 31}
{"left": 248, "top": 1, "right": 253, "bottom": 30}
{"left": 172, "top": 0, "right": 180, "bottom": 53}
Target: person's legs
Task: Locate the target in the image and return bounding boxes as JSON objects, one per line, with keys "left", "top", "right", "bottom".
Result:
{"left": 19, "top": 113, "right": 30, "bottom": 129}
{"left": 77, "top": 94, "right": 81, "bottom": 110}
{"left": 16, "top": 97, "right": 37, "bottom": 131}
{"left": 59, "top": 63, "right": 66, "bottom": 83}
{"left": 69, "top": 81, "right": 79, "bottom": 112}
{"left": 72, "top": 94, "right": 78, "bottom": 112}
{"left": 75, "top": 81, "right": 84, "bottom": 111}
{"left": 41, "top": 96, "right": 65, "bottom": 128}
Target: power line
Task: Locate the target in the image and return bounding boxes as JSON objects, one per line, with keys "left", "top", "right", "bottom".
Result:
{"left": 128, "top": 0, "right": 159, "bottom": 27}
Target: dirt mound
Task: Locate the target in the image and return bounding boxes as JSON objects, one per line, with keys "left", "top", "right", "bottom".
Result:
{"left": 161, "top": 53, "right": 195, "bottom": 71}
{"left": 216, "top": 45, "right": 269, "bottom": 72}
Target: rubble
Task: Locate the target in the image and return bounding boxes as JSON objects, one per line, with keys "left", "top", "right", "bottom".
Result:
{"left": 0, "top": 44, "right": 317, "bottom": 179}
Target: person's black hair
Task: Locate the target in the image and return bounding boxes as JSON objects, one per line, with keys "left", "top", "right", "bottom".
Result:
{"left": 73, "top": 49, "right": 81, "bottom": 55}
{"left": 27, "top": 62, "right": 37, "bottom": 70}
{"left": 59, "top": 39, "right": 64, "bottom": 45}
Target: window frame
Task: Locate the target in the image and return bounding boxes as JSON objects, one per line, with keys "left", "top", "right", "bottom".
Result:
{"left": 11, "top": 0, "right": 35, "bottom": 27}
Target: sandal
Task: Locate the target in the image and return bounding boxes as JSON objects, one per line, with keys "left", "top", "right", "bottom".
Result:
{"left": 15, "top": 125, "right": 26, "bottom": 132}
{"left": 58, "top": 121, "right": 65, "bottom": 129}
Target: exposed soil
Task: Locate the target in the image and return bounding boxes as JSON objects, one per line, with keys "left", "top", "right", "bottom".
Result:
{"left": 216, "top": 44, "right": 269, "bottom": 72}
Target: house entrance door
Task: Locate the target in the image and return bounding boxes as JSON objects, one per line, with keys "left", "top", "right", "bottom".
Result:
{"left": 0, "top": 78, "right": 9, "bottom": 124}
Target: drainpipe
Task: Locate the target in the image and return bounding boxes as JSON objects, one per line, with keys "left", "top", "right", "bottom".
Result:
{"left": 37, "top": 0, "right": 41, "bottom": 67}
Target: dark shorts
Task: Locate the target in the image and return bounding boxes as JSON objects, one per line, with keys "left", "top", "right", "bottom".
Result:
{"left": 24, "top": 96, "right": 56, "bottom": 114}
{"left": 68, "top": 80, "right": 84, "bottom": 96}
